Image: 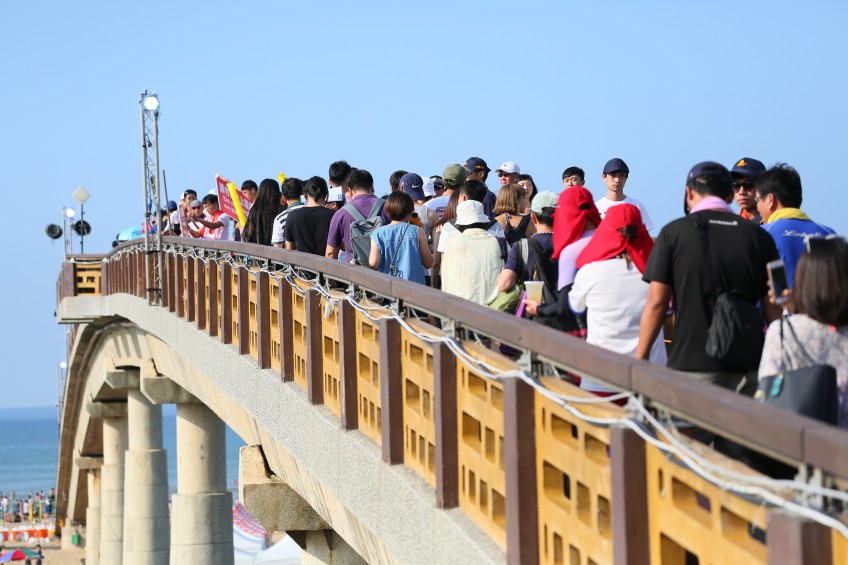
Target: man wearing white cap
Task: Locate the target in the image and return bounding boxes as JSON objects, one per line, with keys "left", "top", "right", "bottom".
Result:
{"left": 496, "top": 161, "right": 520, "bottom": 187}
{"left": 441, "top": 200, "right": 504, "bottom": 305}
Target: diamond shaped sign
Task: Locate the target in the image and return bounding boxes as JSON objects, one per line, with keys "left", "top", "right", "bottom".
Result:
{"left": 72, "top": 185, "right": 90, "bottom": 204}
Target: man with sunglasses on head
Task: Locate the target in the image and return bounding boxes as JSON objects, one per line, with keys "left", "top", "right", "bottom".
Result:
{"left": 756, "top": 163, "right": 836, "bottom": 287}
{"left": 730, "top": 157, "right": 765, "bottom": 223}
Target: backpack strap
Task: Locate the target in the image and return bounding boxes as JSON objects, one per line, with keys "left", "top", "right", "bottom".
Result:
{"left": 526, "top": 237, "right": 552, "bottom": 286}
{"left": 366, "top": 198, "right": 385, "bottom": 220}
{"left": 342, "top": 202, "right": 366, "bottom": 222}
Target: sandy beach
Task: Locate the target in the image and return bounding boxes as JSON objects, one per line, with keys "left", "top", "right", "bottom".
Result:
{"left": 0, "top": 539, "right": 85, "bottom": 564}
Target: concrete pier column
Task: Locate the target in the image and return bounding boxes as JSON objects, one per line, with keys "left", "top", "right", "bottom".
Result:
{"left": 123, "top": 390, "right": 170, "bottom": 564}
{"left": 170, "top": 402, "right": 233, "bottom": 565}
{"left": 85, "top": 470, "right": 101, "bottom": 565}
{"left": 91, "top": 403, "right": 128, "bottom": 565}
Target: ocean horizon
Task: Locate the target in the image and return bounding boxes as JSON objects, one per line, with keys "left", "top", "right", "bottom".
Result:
{"left": 0, "top": 406, "right": 246, "bottom": 496}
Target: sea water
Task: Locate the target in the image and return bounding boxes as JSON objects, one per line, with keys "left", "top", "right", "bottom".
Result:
{"left": 0, "top": 406, "right": 246, "bottom": 495}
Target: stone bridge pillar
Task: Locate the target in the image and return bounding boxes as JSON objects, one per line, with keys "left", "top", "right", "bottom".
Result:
{"left": 141, "top": 371, "right": 234, "bottom": 565}
{"left": 106, "top": 364, "right": 171, "bottom": 565}
{"left": 76, "top": 457, "right": 102, "bottom": 565}
{"left": 87, "top": 401, "right": 128, "bottom": 565}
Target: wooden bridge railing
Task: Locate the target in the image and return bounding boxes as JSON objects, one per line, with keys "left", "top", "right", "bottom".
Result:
{"left": 58, "top": 239, "right": 848, "bottom": 565}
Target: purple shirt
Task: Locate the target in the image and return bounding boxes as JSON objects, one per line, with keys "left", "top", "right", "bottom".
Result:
{"left": 326, "top": 193, "right": 391, "bottom": 252}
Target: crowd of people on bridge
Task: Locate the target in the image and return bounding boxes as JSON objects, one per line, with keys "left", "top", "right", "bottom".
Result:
{"left": 155, "top": 156, "right": 848, "bottom": 432}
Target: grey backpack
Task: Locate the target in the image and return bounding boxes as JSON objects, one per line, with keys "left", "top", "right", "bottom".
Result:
{"left": 343, "top": 198, "right": 385, "bottom": 265}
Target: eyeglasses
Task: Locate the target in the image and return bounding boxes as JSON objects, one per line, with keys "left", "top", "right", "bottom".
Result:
{"left": 733, "top": 181, "right": 755, "bottom": 192}
{"left": 805, "top": 234, "right": 844, "bottom": 253}
{"left": 191, "top": 206, "right": 201, "bottom": 210}
{"left": 497, "top": 172, "right": 512, "bottom": 178}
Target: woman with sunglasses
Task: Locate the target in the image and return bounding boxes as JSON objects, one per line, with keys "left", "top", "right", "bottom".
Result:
{"left": 759, "top": 236, "right": 848, "bottom": 427}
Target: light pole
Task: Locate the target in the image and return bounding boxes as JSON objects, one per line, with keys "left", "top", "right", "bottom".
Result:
{"left": 72, "top": 186, "right": 90, "bottom": 253}
{"left": 63, "top": 207, "right": 76, "bottom": 256}
{"left": 140, "top": 91, "right": 163, "bottom": 305}
{"left": 57, "top": 361, "right": 67, "bottom": 428}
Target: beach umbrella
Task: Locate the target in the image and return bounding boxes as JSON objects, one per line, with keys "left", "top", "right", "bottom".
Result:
{"left": 0, "top": 548, "right": 41, "bottom": 562}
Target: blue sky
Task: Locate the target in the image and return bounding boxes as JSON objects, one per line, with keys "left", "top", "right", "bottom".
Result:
{"left": 2, "top": 1, "right": 846, "bottom": 407}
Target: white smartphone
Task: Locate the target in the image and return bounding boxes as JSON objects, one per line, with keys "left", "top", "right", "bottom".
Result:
{"left": 767, "top": 259, "right": 790, "bottom": 304}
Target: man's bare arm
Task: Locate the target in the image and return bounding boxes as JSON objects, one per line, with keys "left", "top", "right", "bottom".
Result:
{"left": 637, "top": 281, "right": 672, "bottom": 360}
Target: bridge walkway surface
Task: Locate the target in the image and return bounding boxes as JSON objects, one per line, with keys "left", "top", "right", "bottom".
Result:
{"left": 54, "top": 237, "right": 848, "bottom": 564}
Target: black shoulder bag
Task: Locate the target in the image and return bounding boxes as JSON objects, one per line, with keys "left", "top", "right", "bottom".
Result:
{"left": 691, "top": 214, "right": 764, "bottom": 370}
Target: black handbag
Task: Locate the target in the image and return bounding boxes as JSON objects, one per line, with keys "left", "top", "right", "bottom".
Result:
{"left": 755, "top": 318, "right": 838, "bottom": 425}
{"left": 691, "top": 214, "right": 764, "bottom": 370}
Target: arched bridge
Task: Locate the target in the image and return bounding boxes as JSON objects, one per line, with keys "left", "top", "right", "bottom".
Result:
{"left": 55, "top": 237, "right": 848, "bottom": 564}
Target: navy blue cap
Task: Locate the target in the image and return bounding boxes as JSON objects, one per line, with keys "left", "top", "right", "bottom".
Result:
{"left": 602, "top": 158, "right": 629, "bottom": 175}
{"left": 730, "top": 157, "right": 766, "bottom": 179}
{"left": 464, "top": 157, "right": 490, "bottom": 173}
{"left": 687, "top": 161, "right": 731, "bottom": 182}
{"left": 167, "top": 200, "right": 178, "bottom": 212}
{"left": 399, "top": 173, "right": 425, "bottom": 201}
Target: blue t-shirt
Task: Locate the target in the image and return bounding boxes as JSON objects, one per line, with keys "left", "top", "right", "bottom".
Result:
{"left": 762, "top": 217, "right": 836, "bottom": 286}
{"left": 371, "top": 222, "right": 427, "bottom": 284}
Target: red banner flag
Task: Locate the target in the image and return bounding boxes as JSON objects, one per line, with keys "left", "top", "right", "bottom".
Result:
{"left": 216, "top": 175, "right": 252, "bottom": 223}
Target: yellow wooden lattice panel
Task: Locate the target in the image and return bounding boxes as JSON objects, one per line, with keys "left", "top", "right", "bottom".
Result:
{"left": 646, "top": 439, "right": 770, "bottom": 564}
{"left": 536, "top": 377, "right": 624, "bottom": 565}
{"left": 216, "top": 262, "right": 222, "bottom": 338}
{"left": 401, "top": 319, "right": 440, "bottom": 487}
{"left": 182, "top": 258, "right": 189, "bottom": 318}
{"left": 75, "top": 264, "right": 101, "bottom": 295}
{"left": 291, "top": 279, "right": 311, "bottom": 391}
{"left": 270, "top": 278, "right": 281, "bottom": 373}
{"left": 321, "top": 292, "right": 344, "bottom": 417}
{"left": 457, "top": 341, "right": 512, "bottom": 549}
{"left": 231, "top": 267, "right": 240, "bottom": 349}
{"left": 248, "top": 269, "right": 259, "bottom": 360}
{"left": 833, "top": 527, "right": 848, "bottom": 565}
{"left": 355, "top": 303, "right": 389, "bottom": 445}
{"left": 203, "top": 262, "right": 211, "bottom": 330}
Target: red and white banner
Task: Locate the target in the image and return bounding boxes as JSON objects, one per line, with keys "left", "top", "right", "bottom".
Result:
{"left": 215, "top": 175, "right": 252, "bottom": 223}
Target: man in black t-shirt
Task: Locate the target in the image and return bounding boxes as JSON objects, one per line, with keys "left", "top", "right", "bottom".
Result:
{"left": 637, "top": 162, "right": 780, "bottom": 393}
{"left": 285, "top": 176, "right": 336, "bottom": 256}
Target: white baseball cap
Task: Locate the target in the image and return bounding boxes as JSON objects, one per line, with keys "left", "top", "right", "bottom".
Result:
{"left": 495, "top": 161, "right": 520, "bottom": 174}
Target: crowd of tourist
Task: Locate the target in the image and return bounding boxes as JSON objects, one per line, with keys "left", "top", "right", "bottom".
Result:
{"left": 152, "top": 156, "right": 847, "bottom": 432}
{"left": 0, "top": 490, "right": 54, "bottom": 522}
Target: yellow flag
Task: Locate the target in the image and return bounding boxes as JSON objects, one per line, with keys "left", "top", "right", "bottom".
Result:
{"left": 228, "top": 182, "right": 247, "bottom": 225}
{"left": 278, "top": 172, "right": 287, "bottom": 185}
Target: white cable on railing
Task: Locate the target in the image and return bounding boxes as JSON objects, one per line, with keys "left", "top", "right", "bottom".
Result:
{"left": 156, "top": 245, "right": 848, "bottom": 538}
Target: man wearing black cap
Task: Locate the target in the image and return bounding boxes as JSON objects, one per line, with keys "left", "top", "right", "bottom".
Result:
{"left": 730, "top": 157, "right": 765, "bottom": 223}
{"left": 464, "top": 157, "right": 497, "bottom": 218}
{"left": 596, "top": 158, "right": 654, "bottom": 231}
{"left": 636, "top": 162, "right": 780, "bottom": 394}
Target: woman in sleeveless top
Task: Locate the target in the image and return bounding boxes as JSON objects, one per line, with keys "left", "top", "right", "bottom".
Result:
{"left": 494, "top": 183, "right": 536, "bottom": 246}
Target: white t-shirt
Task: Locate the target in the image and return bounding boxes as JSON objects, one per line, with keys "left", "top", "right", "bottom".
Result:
{"left": 594, "top": 195, "right": 654, "bottom": 231}
{"left": 437, "top": 221, "right": 505, "bottom": 253}
{"left": 569, "top": 258, "right": 666, "bottom": 392}
{"left": 202, "top": 211, "right": 231, "bottom": 240}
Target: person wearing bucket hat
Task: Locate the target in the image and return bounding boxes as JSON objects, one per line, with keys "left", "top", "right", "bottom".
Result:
{"left": 441, "top": 200, "right": 504, "bottom": 305}
{"left": 569, "top": 204, "right": 667, "bottom": 398}
{"left": 596, "top": 158, "right": 654, "bottom": 231}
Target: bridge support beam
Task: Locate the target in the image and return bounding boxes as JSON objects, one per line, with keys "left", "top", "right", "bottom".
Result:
{"left": 171, "top": 402, "right": 233, "bottom": 564}
{"left": 85, "top": 469, "right": 101, "bottom": 565}
{"left": 88, "top": 401, "right": 128, "bottom": 565}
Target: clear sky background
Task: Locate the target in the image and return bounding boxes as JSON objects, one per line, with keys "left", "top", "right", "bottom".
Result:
{"left": 2, "top": 1, "right": 846, "bottom": 408}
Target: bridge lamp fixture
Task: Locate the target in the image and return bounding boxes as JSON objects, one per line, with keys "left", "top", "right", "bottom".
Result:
{"left": 142, "top": 92, "right": 160, "bottom": 113}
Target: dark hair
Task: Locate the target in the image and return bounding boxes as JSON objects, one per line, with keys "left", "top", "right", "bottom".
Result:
{"left": 304, "top": 176, "right": 329, "bottom": 202}
{"left": 755, "top": 163, "right": 802, "bottom": 208}
{"left": 687, "top": 170, "right": 733, "bottom": 199}
{"left": 183, "top": 189, "right": 197, "bottom": 199}
{"left": 436, "top": 191, "right": 461, "bottom": 228}
{"left": 201, "top": 194, "right": 218, "bottom": 206}
{"left": 390, "top": 170, "right": 408, "bottom": 192}
{"left": 243, "top": 180, "right": 284, "bottom": 245}
{"left": 618, "top": 225, "right": 638, "bottom": 240}
{"left": 242, "top": 179, "right": 258, "bottom": 192}
{"left": 561, "top": 166, "right": 585, "bottom": 182}
{"left": 384, "top": 191, "right": 414, "bottom": 221}
{"left": 795, "top": 237, "right": 848, "bottom": 326}
{"left": 516, "top": 174, "right": 538, "bottom": 200}
{"left": 349, "top": 169, "right": 374, "bottom": 192}
{"left": 281, "top": 178, "right": 304, "bottom": 201}
{"left": 459, "top": 180, "right": 488, "bottom": 203}
{"left": 534, "top": 207, "right": 555, "bottom": 226}
{"left": 329, "top": 160, "right": 352, "bottom": 187}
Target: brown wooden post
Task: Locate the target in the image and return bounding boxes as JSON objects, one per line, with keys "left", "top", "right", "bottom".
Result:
{"left": 123, "top": 252, "right": 130, "bottom": 293}
{"left": 128, "top": 252, "right": 135, "bottom": 295}
{"left": 434, "top": 341, "right": 458, "bottom": 508}
{"left": 196, "top": 258, "right": 206, "bottom": 330}
{"left": 338, "top": 300, "right": 358, "bottom": 430}
{"left": 60, "top": 263, "right": 76, "bottom": 301}
{"left": 186, "top": 256, "right": 196, "bottom": 323}
{"left": 256, "top": 271, "right": 271, "bottom": 369}
{"left": 278, "top": 278, "right": 294, "bottom": 382}
{"left": 767, "top": 510, "right": 833, "bottom": 564}
{"left": 379, "top": 318, "right": 403, "bottom": 465}
{"left": 238, "top": 266, "right": 250, "bottom": 355}
{"left": 137, "top": 251, "right": 144, "bottom": 297}
{"left": 305, "top": 289, "right": 324, "bottom": 405}
{"left": 167, "top": 254, "right": 176, "bottom": 313}
{"left": 503, "top": 377, "right": 539, "bottom": 565}
{"left": 176, "top": 254, "right": 186, "bottom": 318}
{"left": 220, "top": 262, "right": 232, "bottom": 344}
{"left": 208, "top": 260, "right": 219, "bottom": 337}
{"left": 100, "top": 262, "right": 108, "bottom": 296}
{"left": 161, "top": 253, "right": 170, "bottom": 309}
{"left": 611, "top": 426, "right": 650, "bottom": 565}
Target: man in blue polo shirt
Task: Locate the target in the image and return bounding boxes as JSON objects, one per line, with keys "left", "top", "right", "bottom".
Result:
{"left": 755, "top": 163, "right": 836, "bottom": 286}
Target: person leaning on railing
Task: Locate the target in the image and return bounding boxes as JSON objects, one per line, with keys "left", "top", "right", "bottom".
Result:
{"left": 759, "top": 235, "right": 848, "bottom": 427}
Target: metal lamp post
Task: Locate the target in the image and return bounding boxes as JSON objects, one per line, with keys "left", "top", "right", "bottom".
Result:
{"left": 71, "top": 185, "right": 90, "bottom": 253}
